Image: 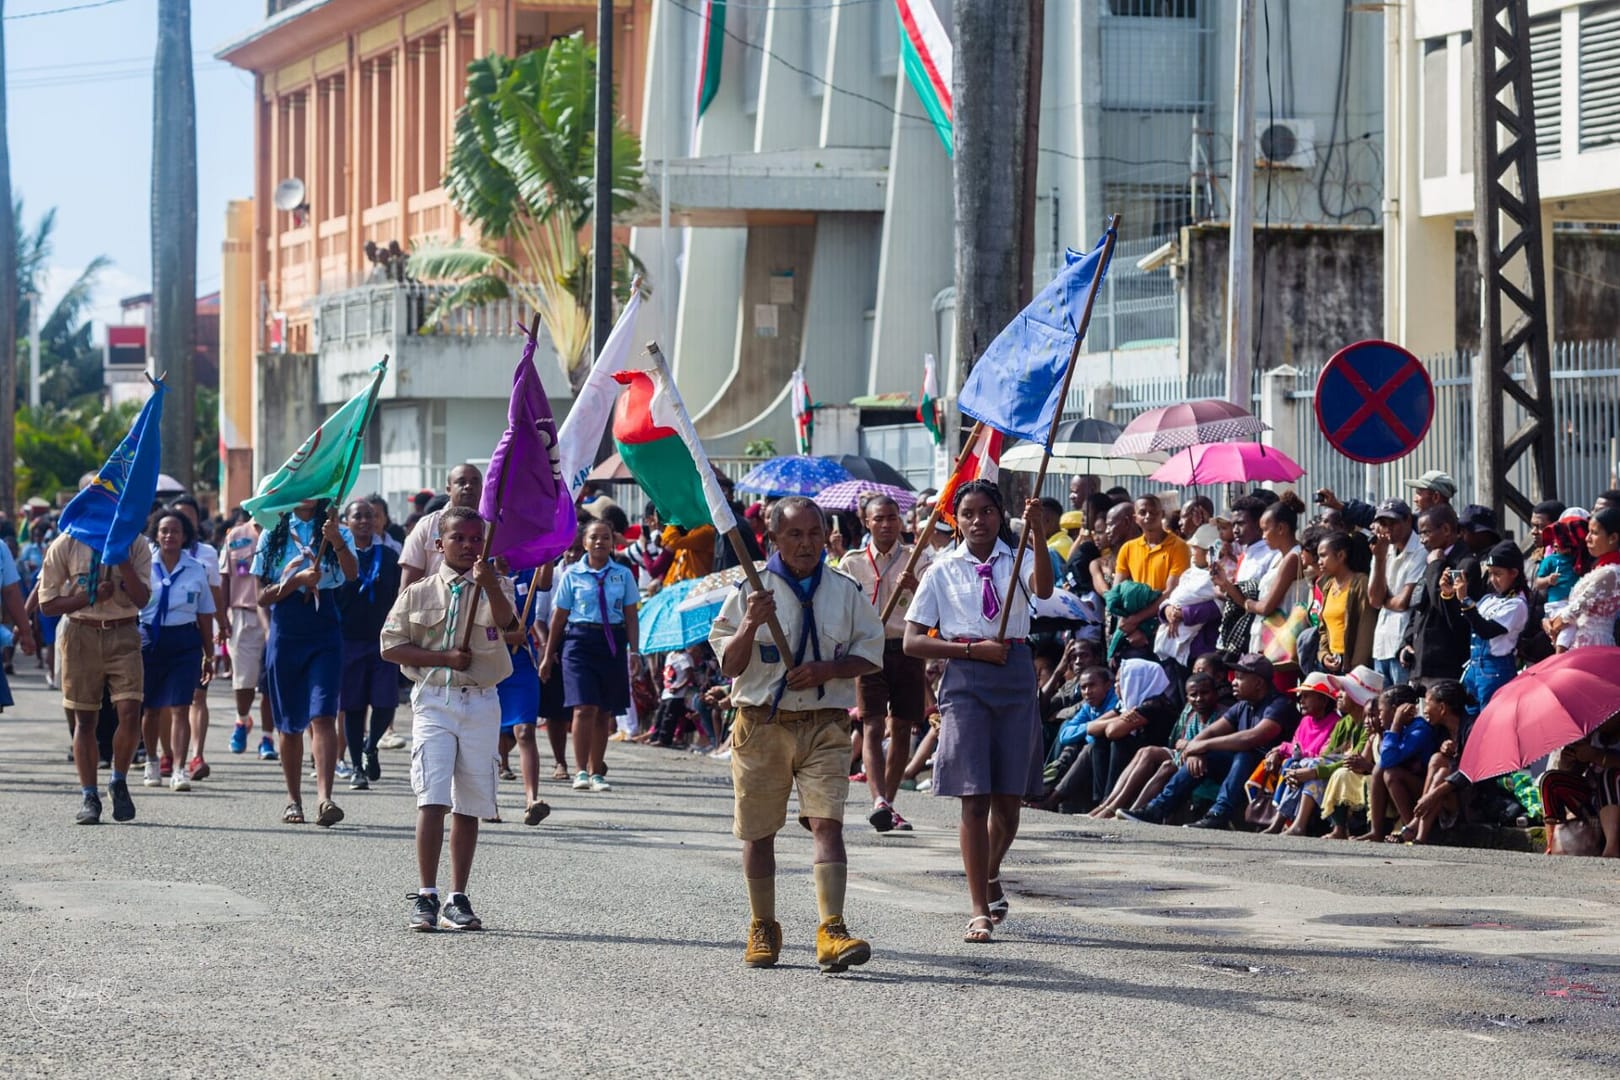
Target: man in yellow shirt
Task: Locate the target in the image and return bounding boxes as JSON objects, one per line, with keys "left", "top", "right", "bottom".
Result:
{"left": 1114, "top": 494, "right": 1190, "bottom": 642}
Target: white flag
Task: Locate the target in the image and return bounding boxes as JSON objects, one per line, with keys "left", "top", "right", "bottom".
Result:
{"left": 557, "top": 289, "right": 643, "bottom": 496}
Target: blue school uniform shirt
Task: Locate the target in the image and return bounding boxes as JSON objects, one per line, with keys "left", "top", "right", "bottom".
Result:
{"left": 140, "top": 550, "right": 218, "bottom": 627}
{"left": 0, "top": 544, "right": 19, "bottom": 589}
{"left": 250, "top": 516, "right": 354, "bottom": 591}
{"left": 554, "top": 557, "right": 639, "bottom": 625}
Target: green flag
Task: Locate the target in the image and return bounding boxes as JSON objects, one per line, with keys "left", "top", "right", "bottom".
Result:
{"left": 243, "top": 359, "right": 387, "bottom": 527}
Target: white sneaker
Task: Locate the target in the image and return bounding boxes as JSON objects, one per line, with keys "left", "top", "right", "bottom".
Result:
{"left": 572, "top": 771, "right": 591, "bottom": 791}
{"left": 170, "top": 768, "right": 192, "bottom": 792}
{"left": 143, "top": 761, "right": 162, "bottom": 787}
{"left": 589, "top": 774, "right": 612, "bottom": 793}
{"left": 378, "top": 732, "right": 408, "bottom": 750}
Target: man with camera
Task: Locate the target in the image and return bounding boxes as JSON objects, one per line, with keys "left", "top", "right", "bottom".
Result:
{"left": 1398, "top": 504, "right": 1482, "bottom": 682}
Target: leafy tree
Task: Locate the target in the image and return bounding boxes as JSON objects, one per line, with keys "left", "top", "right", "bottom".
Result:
{"left": 12, "top": 199, "right": 111, "bottom": 411}
{"left": 408, "top": 34, "right": 645, "bottom": 388}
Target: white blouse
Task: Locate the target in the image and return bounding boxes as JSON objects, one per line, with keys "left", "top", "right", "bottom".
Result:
{"left": 905, "top": 539, "right": 1041, "bottom": 641}
{"left": 1470, "top": 593, "right": 1529, "bottom": 657}
{"left": 1565, "top": 564, "right": 1620, "bottom": 649}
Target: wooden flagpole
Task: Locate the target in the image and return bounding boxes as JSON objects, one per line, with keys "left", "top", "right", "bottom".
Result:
{"left": 877, "top": 419, "right": 987, "bottom": 624}
{"left": 995, "top": 215, "right": 1121, "bottom": 641}
{"left": 459, "top": 316, "right": 541, "bottom": 647}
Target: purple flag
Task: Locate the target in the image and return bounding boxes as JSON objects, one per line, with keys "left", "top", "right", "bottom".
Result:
{"left": 480, "top": 337, "right": 578, "bottom": 570}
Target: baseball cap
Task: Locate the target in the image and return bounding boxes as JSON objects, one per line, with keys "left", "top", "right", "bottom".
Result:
{"left": 1403, "top": 470, "right": 1457, "bottom": 498}
{"left": 1458, "top": 504, "right": 1500, "bottom": 536}
{"left": 1189, "top": 523, "right": 1221, "bottom": 550}
{"left": 1287, "top": 672, "right": 1340, "bottom": 698}
{"left": 1339, "top": 665, "right": 1386, "bottom": 708}
{"left": 1373, "top": 498, "right": 1412, "bottom": 522}
{"left": 1482, "top": 539, "right": 1525, "bottom": 572}
{"left": 1229, "top": 652, "right": 1274, "bottom": 680}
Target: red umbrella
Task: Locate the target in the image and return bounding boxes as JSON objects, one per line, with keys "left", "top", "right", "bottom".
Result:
{"left": 1458, "top": 648, "right": 1620, "bottom": 781}
{"left": 1149, "top": 442, "right": 1305, "bottom": 486}
{"left": 1111, "top": 399, "right": 1269, "bottom": 457}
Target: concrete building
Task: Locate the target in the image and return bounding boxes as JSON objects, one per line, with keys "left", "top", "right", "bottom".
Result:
{"left": 631, "top": 0, "right": 1384, "bottom": 476}
{"left": 217, "top": 0, "right": 652, "bottom": 514}
{"left": 1385, "top": 0, "right": 1620, "bottom": 358}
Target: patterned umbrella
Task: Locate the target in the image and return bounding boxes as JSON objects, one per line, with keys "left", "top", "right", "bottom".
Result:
{"left": 1148, "top": 442, "right": 1305, "bottom": 485}
{"left": 814, "top": 481, "right": 917, "bottom": 514}
{"left": 639, "top": 579, "right": 725, "bottom": 653}
{"left": 1110, "top": 399, "right": 1269, "bottom": 456}
{"left": 736, "top": 455, "right": 852, "bottom": 496}
{"left": 675, "top": 562, "right": 763, "bottom": 612}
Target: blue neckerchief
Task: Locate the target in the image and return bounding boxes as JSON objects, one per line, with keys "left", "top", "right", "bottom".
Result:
{"left": 151, "top": 557, "right": 177, "bottom": 644}
{"left": 356, "top": 543, "right": 382, "bottom": 602}
{"left": 765, "top": 552, "right": 825, "bottom": 711}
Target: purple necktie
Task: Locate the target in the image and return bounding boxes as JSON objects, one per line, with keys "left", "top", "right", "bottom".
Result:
{"left": 594, "top": 570, "right": 618, "bottom": 656}
{"left": 975, "top": 561, "right": 1001, "bottom": 621}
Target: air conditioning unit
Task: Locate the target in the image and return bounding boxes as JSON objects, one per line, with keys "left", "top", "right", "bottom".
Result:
{"left": 1257, "top": 118, "right": 1316, "bottom": 170}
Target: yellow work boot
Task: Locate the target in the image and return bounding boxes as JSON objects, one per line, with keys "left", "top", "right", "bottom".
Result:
{"left": 743, "top": 918, "right": 782, "bottom": 968}
{"left": 815, "top": 916, "right": 871, "bottom": 974}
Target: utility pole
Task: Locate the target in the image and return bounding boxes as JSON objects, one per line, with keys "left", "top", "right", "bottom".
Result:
{"left": 1224, "top": 0, "right": 1257, "bottom": 408}
{"left": 592, "top": 0, "right": 615, "bottom": 360}
{"left": 152, "top": 0, "right": 198, "bottom": 488}
{"left": 28, "top": 290, "right": 39, "bottom": 411}
{"left": 954, "top": 0, "right": 1044, "bottom": 386}
{"left": 0, "top": 0, "right": 16, "bottom": 512}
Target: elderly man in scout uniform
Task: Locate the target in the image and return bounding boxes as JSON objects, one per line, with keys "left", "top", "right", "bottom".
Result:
{"left": 711, "top": 495, "right": 885, "bottom": 972}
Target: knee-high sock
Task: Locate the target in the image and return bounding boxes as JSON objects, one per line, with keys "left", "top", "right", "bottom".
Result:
{"left": 812, "top": 862, "right": 846, "bottom": 922}
{"left": 343, "top": 710, "right": 368, "bottom": 769}
{"left": 367, "top": 707, "right": 396, "bottom": 755}
{"left": 745, "top": 876, "right": 776, "bottom": 922}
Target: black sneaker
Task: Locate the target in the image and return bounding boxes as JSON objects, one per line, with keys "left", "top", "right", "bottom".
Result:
{"left": 363, "top": 751, "right": 381, "bottom": 782}
{"left": 439, "top": 894, "right": 483, "bottom": 931}
{"left": 1184, "top": 814, "right": 1231, "bottom": 830}
{"left": 1116, "top": 807, "right": 1165, "bottom": 826}
{"left": 349, "top": 770, "right": 369, "bottom": 791}
{"left": 75, "top": 792, "right": 102, "bottom": 825}
{"left": 868, "top": 803, "right": 895, "bottom": 833}
{"left": 108, "top": 779, "right": 136, "bottom": 822}
{"left": 408, "top": 891, "right": 441, "bottom": 932}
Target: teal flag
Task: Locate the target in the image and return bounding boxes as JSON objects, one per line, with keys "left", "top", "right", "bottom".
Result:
{"left": 243, "top": 359, "right": 387, "bottom": 527}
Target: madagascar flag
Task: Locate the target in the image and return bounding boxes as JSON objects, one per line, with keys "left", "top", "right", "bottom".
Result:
{"left": 612, "top": 370, "right": 714, "bottom": 529}
{"left": 936, "top": 425, "right": 1003, "bottom": 527}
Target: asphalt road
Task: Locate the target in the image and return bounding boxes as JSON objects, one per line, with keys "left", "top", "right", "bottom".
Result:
{"left": 2, "top": 662, "right": 1618, "bottom": 1078}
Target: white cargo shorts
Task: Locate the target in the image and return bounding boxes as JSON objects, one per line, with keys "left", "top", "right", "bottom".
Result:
{"left": 410, "top": 684, "right": 501, "bottom": 819}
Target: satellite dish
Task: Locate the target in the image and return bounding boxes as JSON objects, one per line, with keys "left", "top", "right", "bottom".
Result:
{"left": 273, "top": 177, "right": 307, "bottom": 213}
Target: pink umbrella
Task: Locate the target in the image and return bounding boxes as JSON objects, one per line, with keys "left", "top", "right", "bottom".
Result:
{"left": 1111, "top": 399, "right": 1269, "bottom": 456}
{"left": 1459, "top": 648, "right": 1620, "bottom": 781}
{"left": 1148, "top": 442, "right": 1305, "bottom": 486}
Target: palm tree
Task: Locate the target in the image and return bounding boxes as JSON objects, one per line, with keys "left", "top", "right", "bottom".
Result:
{"left": 10, "top": 201, "right": 111, "bottom": 409}
{"left": 151, "top": 0, "right": 198, "bottom": 487}
{"left": 0, "top": 0, "right": 16, "bottom": 512}
{"left": 408, "top": 34, "right": 645, "bottom": 390}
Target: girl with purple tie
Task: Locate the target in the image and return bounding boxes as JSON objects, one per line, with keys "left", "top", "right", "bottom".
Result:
{"left": 539, "top": 520, "right": 641, "bottom": 794}
{"left": 138, "top": 510, "right": 216, "bottom": 792}
{"left": 903, "top": 481, "right": 1053, "bottom": 944}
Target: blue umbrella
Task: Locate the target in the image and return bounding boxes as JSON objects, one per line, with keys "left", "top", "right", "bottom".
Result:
{"left": 639, "top": 579, "right": 725, "bottom": 653}
{"left": 735, "top": 455, "right": 853, "bottom": 497}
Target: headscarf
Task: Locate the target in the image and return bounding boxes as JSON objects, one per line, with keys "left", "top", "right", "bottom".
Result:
{"left": 1114, "top": 657, "right": 1171, "bottom": 711}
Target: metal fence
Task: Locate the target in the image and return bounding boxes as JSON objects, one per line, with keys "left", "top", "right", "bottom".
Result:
{"left": 1087, "top": 234, "right": 1180, "bottom": 351}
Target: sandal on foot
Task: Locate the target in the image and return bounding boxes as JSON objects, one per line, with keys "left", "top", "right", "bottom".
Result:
{"left": 524, "top": 800, "right": 552, "bottom": 826}
{"left": 964, "top": 915, "right": 994, "bottom": 944}
{"left": 1386, "top": 824, "right": 1417, "bottom": 845}
{"left": 283, "top": 803, "right": 305, "bottom": 825}
{"left": 551, "top": 763, "right": 570, "bottom": 782}
{"left": 315, "top": 800, "right": 345, "bottom": 828}
{"left": 987, "top": 877, "right": 1010, "bottom": 925}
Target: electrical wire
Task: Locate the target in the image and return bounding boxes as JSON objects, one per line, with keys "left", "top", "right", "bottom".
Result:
{"left": 5, "top": 0, "right": 128, "bottom": 20}
{"left": 1315, "top": 1, "right": 1378, "bottom": 224}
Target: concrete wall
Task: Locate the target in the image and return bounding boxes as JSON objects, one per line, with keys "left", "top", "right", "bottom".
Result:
{"left": 1455, "top": 229, "right": 1620, "bottom": 352}
{"left": 255, "top": 351, "right": 321, "bottom": 487}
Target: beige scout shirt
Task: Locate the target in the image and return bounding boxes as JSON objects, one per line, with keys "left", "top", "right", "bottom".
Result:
{"left": 380, "top": 562, "right": 516, "bottom": 688}
{"left": 38, "top": 533, "right": 153, "bottom": 622}
{"left": 839, "top": 541, "right": 932, "bottom": 639}
{"left": 709, "top": 566, "right": 885, "bottom": 712}
{"left": 398, "top": 508, "right": 446, "bottom": 576}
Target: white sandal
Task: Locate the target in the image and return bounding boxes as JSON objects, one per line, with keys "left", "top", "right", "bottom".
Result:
{"left": 964, "top": 915, "right": 994, "bottom": 944}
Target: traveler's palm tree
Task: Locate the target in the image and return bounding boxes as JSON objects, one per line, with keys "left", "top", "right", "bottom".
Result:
{"left": 409, "top": 34, "right": 645, "bottom": 387}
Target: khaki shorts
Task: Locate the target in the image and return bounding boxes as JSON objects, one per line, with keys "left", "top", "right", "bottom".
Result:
{"left": 730, "top": 705, "right": 850, "bottom": 841}
{"left": 229, "top": 607, "right": 267, "bottom": 691}
{"left": 60, "top": 619, "right": 143, "bottom": 712}
{"left": 410, "top": 684, "right": 500, "bottom": 819}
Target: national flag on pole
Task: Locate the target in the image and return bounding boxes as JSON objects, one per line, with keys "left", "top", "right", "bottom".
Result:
{"left": 695, "top": 1, "right": 727, "bottom": 118}
{"left": 918, "top": 353, "right": 943, "bottom": 446}
{"left": 243, "top": 359, "right": 387, "bottom": 527}
{"left": 57, "top": 378, "right": 166, "bottom": 599}
{"left": 790, "top": 368, "right": 813, "bottom": 455}
{"left": 895, "top": 0, "right": 954, "bottom": 155}
{"left": 958, "top": 228, "right": 1116, "bottom": 445}
{"left": 480, "top": 335, "right": 577, "bottom": 571}
{"left": 936, "top": 425, "right": 1003, "bottom": 527}
{"left": 558, "top": 287, "right": 642, "bottom": 496}
{"left": 613, "top": 345, "right": 738, "bottom": 533}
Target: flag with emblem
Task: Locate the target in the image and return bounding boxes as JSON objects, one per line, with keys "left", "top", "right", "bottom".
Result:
{"left": 957, "top": 227, "right": 1116, "bottom": 445}
{"left": 57, "top": 378, "right": 167, "bottom": 595}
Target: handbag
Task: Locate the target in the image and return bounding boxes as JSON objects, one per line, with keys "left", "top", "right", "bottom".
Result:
{"left": 1258, "top": 604, "right": 1311, "bottom": 666}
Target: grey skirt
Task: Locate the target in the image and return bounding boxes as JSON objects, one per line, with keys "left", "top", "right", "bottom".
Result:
{"left": 932, "top": 643, "right": 1044, "bottom": 799}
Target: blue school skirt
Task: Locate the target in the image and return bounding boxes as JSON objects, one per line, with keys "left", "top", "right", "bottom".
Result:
{"left": 142, "top": 623, "right": 204, "bottom": 709}
{"left": 561, "top": 622, "right": 630, "bottom": 713}
{"left": 266, "top": 590, "right": 342, "bottom": 734}
{"left": 340, "top": 638, "right": 399, "bottom": 713}
{"left": 498, "top": 645, "right": 541, "bottom": 731}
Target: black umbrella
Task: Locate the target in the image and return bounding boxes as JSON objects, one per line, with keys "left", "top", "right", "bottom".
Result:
{"left": 827, "top": 454, "right": 914, "bottom": 491}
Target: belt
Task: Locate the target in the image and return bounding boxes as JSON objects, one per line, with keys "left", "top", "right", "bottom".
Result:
{"left": 950, "top": 637, "right": 1027, "bottom": 645}
{"left": 69, "top": 616, "right": 138, "bottom": 630}
{"left": 738, "top": 703, "right": 845, "bottom": 725}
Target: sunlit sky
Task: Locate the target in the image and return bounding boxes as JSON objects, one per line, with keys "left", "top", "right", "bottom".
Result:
{"left": 6, "top": 0, "right": 262, "bottom": 336}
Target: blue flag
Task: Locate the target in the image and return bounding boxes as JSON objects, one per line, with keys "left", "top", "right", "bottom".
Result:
{"left": 958, "top": 228, "right": 1116, "bottom": 444}
{"left": 57, "top": 380, "right": 166, "bottom": 598}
